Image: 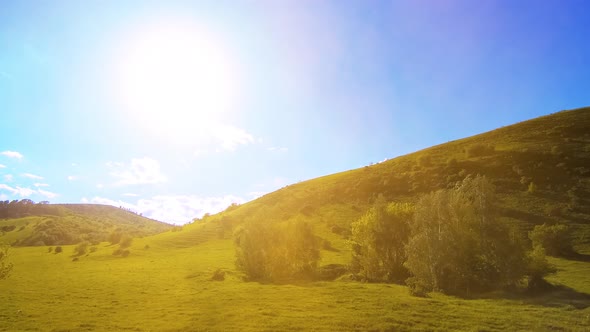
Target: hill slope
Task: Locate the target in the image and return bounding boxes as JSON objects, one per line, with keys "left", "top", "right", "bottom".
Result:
{"left": 188, "top": 107, "right": 590, "bottom": 252}
{"left": 0, "top": 202, "right": 172, "bottom": 246}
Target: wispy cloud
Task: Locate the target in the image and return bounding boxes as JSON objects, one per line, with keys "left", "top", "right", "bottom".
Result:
{"left": 67, "top": 175, "right": 78, "bottom": 181}
{"left": 0, "top": 164, "right": 6, "bottom": 169}
{"left": 4, "top": 175, "right": 13, "bottom": 182}
{"left": 84, "top": 194, "right": 245, "bottom": 224}
{"left": 108, "top": 157, "right": 166, "bottom": 185}
{"left": 0, "top": 184, "right": 35, "bottom": 197}
{"left": 214, "top": 125, "right": 255, "bottom": 151}
{"left": 122, "top": 193, "right": 138, "bottom": 197}
{"left": 37, "top": 189, "right": 58, "bottom": 199}
{"left": 34, "top": 183, "right": 49, "bottom": 187}
{"left": 22, "top": 173, "right": 43, "bottom": 180}
{"left": 0, "top": 151, "right": 23, "bottom": 159}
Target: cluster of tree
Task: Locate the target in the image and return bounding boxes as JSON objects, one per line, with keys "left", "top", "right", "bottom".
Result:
{"left": 0, "top": 199, "right": 60, "bottom": 219}
{"left": 234, "top": 218, "right": 320, "bottom": 282}
{"left": 350, "top": 175, "right": 558, "bottom": 296}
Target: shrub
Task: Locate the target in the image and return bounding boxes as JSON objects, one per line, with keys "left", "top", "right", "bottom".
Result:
{"left": 54, "top": 246, "right": 63, "bottom": 254}
{"left": 527, "top": 182, "right": 537, "bottom": 194}
{"left": 74, "top": 241, "right": 90, "bottom": 256}
{"left": 526, "top": 245, "right": 556, "bottom": 290}
{"left": 211, "top": 269, "right": 225, "bottom": 281}
{"left": 234, "top": 219, "right": 320, "bottom": 282}
{"left": 405, "top": 175, "right": 528, "bottom": 295}
{"left": 466, "top": 144, "right": 495, "bottom": 157}
{"left": 529, "top": 223, "right": 574, "bottom": 257}
{"left": 0, "top": 245, "right": 13, "bottom": 279}
{"left": 47, "top": 247, "right": 53, "bottom": 253}
{"left": 89, "top": 246, "right": 98, "bottom": 253}
{"left": 119, "top": 235, "right": 133, "bottom": 249}
{"left": 350, "top": 199, "right": 413, "bottom": 282}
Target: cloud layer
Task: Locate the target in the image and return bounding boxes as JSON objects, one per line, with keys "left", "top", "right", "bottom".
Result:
{"left": 108, "top": 157, "right": 167, "bottom": 185}
{"left": 84, "top": 194, "right": 244, "bottom": 224}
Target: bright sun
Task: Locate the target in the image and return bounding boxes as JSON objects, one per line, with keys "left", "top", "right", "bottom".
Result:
{"left": 114, "top": 21, "right": 236, "bottom": 137}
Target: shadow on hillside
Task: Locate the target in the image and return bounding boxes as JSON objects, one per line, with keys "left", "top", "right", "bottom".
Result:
{"left": 502, "top": 208, "right": 553, "bottom": 224}
{"left": 474, "top": 283, "right": 590, "bottom": 310}
{"left": 561, "top": 252, "right": 590, "bottom": 262}
{"left": 522, "top": 284, "right": 590, "bottom": 309}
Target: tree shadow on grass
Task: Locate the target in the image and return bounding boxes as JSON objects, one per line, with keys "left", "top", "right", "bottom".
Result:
{"left": 473, "top": 281, "right": 590, "bottom": 310}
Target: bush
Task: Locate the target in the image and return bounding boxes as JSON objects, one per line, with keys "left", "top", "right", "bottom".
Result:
{"left": 47, "top": 247, "right": 53, "bottom": 253}
{"left": 234, "top": 219, "right": 320, "bottom": 282}
{"left": 466, "top": 144, "right": 495, "bottom": 157}
{"left": 211, "top": 269, "right": 225, "bottom": 281}
{"left": 0, "top": 245, "right": 13, "bottom": 279}
{"left": 350, "top": 199, "right": 413, "bottom": 282}
{"left": 317, "top": 264, "right": 348, "bottom": 281}
{"left": 405, "top": 175, "right": 528, "bottom": 295}
{"left": 74, "top": 241, "right": 90, "bottom": 256}
{"left": 119, "top": 235, "right": 133, "bottom": 249}
{"left": 54, "top": 246, "right": 63, "bottom": 254}
{"left": 529, "top": 223, "right": 574, "bottom": 257}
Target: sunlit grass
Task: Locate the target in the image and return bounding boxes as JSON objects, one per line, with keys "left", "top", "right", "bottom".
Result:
{"left": 1, "top": 240, "right": 589, "bottom": 331}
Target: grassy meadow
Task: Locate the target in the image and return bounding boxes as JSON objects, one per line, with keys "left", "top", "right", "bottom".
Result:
{"left": 1, "top": 237, "right": 589, "bottom": 331}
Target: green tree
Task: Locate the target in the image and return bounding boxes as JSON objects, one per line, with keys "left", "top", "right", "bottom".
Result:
{"left": 234, "top": 219, "right": 320, "bottom": 282}
{"left": 405, "top": 175, "right": 528, "bottom": 295}
{"left": 0, "top": 245, "right": 13, "bottom": 279}
{"left": 350, "top": 199, "right": 413, "bottom": 282}
{"left": 529, "top": 223, "right": 574, "bottom": 257}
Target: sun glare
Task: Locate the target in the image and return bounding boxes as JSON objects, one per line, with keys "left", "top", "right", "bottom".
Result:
{"left": 114, "top": 21, "right": 237, "bottom": 138}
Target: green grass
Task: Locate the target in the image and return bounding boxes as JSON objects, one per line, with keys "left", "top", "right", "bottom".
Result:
{"left": 1, "top": 241, "right": 589, "bottom": 331}
{"left": 2, "top": 107, "right": 590, "bottom": 331}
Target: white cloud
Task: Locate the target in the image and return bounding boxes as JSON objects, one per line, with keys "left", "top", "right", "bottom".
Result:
{"left": 122, "top": 193, "right": 138, "bottom": 197}
{"left": 0, "top": 164, "right": 6, "bottom": 168}
{"left": 0, "top": 151, "right": 23, "bottom": 159}
{"left": 22, "top": 173, "right": 43, "bottom": 180}
{"left": 108, "top": 157, "right": 166, "bottom": 185}
{"left": 34, "top": 183, "right": 49, "bottom": 187}
{"left": 37, "top": 189, "right": 58, "bottom": 199}
{"left": 214, "top": 125, "right": 255, "bottom": 151}
{"left": 0, "top": 193, "right": 7, "bottom": 201}
{"left": 0, "top": 184, "right": 35, "bottom": 197}
{"left": 4, "top": 175, "right": 13, "bottom": 182}
{"left": 67, "top": 175, "right": 78, "bottom": 181}
{"left": 96, "top": 184, "right": 104, "bottom": 189}
{"left": 85, "top": 194, "right": 245, "bottom": 225}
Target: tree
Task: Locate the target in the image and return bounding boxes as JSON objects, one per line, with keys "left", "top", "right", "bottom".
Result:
{"left": 234, "top": 218, "right": 320, "bottom": 282}
{"left": 405, "top": 175, "right": 528, "bottom": 295}
{"left": 0, "top": 245, "right": 13, "bottom": 279}
{"left": 350, "top": 199, "right": 413, "bottom": 282}
{"left": 529, "top": 223, "right": 574, "bottom": 257}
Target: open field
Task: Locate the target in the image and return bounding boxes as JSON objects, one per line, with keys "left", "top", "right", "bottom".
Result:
{"left": 1, "top": 240, "right": 589, "bottom": 332}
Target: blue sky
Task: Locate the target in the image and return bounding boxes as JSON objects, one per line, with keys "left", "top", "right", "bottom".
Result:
{"left": 1, "top": 0, "right": 589, "bottom": 224}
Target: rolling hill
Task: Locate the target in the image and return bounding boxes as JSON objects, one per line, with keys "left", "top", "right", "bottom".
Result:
{"left": 0, "top": 202, "right": 173, "bottom": 246}
{"left": 195, "top": 107, "right": 590, "bottom": 250}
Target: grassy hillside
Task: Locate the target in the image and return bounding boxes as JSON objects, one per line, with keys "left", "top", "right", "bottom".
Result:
{"left": 206, "top": 107, "right": 590, "bottom": 249}
{"left": 1, "top": 107, "right": 590, "bottom": 331}
{"left": 0, "top": 203, "right": 172, "bottom": 246}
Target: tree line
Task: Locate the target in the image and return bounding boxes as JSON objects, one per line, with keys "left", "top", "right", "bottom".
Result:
{"left": 234, "top": 175, "right": 568, "bottom": 296}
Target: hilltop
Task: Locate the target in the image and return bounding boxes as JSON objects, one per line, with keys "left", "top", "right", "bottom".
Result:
{"left": 0, "top": 202, "right": 172, "bottom": 246}
{"left": 200, "top": 107, "right": 590, "bottom": 250}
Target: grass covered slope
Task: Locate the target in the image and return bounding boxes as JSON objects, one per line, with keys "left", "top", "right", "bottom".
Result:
{"left": 212, "top": 107, "right": 590, "bottom": 248}
{"left": 0, "top": 203, "right": 172, "bottom": 246}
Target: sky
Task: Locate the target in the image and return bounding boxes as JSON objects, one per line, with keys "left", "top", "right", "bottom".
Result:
{"left": 1, "top": 0, "right": 589, "bottom": 224}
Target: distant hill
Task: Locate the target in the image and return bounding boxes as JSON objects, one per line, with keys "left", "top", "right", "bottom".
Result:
{"left": 0, "top": 202, "right": 172, "bottom": 246}
{"left": 187, "top": 107, "right": 590, "bottom": 251}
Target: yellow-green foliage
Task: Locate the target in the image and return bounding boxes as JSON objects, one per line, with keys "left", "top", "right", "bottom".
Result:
{"left": 350, "top": 199, "right": 413, "bottom": 282}
{"left": 0, "top": 244, "right": 12, "bottom": 279}
{"left": 234, "top": 218, "right": 320, "bottom": 282}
